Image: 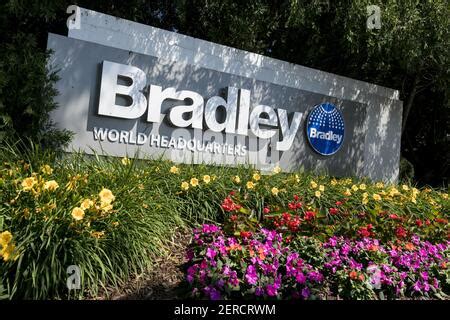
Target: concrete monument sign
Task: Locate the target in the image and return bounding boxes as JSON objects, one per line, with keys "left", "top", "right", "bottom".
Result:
{"left": 47, "top": 7, "right": 403, "bottom": 182}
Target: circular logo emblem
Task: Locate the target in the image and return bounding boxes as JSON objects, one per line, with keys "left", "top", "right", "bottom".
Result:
{"left": 306, "top": 103, "right": 345, "bottom": 155}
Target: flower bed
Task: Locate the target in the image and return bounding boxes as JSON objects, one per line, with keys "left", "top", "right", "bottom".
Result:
{"left": 0, "top": 147, "right": 448, "bottom": 299}
{"left": 186, "top": 224, "right": 450, "bottom": 300}
{"left": 187, "top": 225, "right": 324, "bottom": 300}
{"left": 185, "top": 179, "right": 449, "bottom": 300}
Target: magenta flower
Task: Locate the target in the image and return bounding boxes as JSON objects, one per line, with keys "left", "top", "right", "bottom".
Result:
{"left": 245, "top": 265, "right": 258, "bottom": 285}
{"left": 266, "top": 284, "right": 278, "bottom": 297}
{"left": 301, "top": 287, "right": 310, "bottom": 299}
{"left": 206, "top": 247, "right": 217, "bottom": 260}
{"left": 296, "top": 272, "right": 306, "bottom": 284}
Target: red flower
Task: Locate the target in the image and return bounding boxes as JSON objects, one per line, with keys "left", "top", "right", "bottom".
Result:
{"left": 288, "top": 217, "right": 301, "bottom": 232}
{"left": 358, "top": 224, "right": 374, "bottom": 238}
{"left": 230, "top": 215, "right": 238, "bottom": 222}
{"left": 349, "top": 271, "right": 358, "bottom": 280}
{"left": 293, "top": 195, "right": 299, "bottom": 201}
{"left": 435, "top": 218, "right": 448, "bottom": 224}
{"left": 425, "top": 219, "right": 431, "bottom": 226}
{"left": 396, "top": 226, "right": 407, "bottom": 239}
{"left": 288, "top": 201, "right": 302, "bottom": 210}
{"left": 229, "top": 191, "right": 235, "bottom": 196}
{"left": 282, "top": 212, "right": 291, "bottom": 221}
{"left": 288, "top": 202, "right": 297, "bottom": 210}
{"left": 389, "top": 214, "right": 399, "bottom": 220}
{"left": 221, "top": 196, "right": 241, "bottom": 212}
{"left": 240, "top": 231, "right": 252, "bottom": 238}
{"left": 263, "top": 207, "right": 270, "bottom": 214}
{"left": 329, "top": 207, "right": 339, "bottom": 215}
{"left": 335, "top": 201, "right": 342, "bottom": 206}
{"left": 304, "top": 211, "right": 316, "bottom": 221}
{"left": 416, "top": 219, "right": 423, "bottom": 227}
{"left": 358, "top": 229, "right": 370, "bottom": 238}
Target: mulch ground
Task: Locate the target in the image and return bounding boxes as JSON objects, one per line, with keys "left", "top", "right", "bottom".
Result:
{"left": 98, "top": 228, "right": 192, "bottom": 300}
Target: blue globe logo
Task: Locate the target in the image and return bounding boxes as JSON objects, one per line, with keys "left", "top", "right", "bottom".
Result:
{"left": 306, "top": 103, "right": 345, "bottom": 156}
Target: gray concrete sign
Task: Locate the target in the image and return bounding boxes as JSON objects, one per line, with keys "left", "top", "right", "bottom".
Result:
{"left": 48, "top": 7, "right": 403, "bottom": 182}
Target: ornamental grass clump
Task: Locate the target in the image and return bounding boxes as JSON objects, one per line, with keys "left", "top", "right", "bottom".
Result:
{"left": 0, "top": 144, "right": 183, "bottom": 299}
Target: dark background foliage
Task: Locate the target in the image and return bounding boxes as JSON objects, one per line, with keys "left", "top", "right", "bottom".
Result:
{"left": 0, "top": 0, "right": 448, "bottom": 187}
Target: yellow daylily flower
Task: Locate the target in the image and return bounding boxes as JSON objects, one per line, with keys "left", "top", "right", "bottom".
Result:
{"left": 253, "top": 173, "right": 261, "bottom": 181}
{"left": 21, "top": 177, "right": 37, "bottom": 191}
{"left": 246, "top": 181, "right": 255, "bottom": 189}
{"left": 1, "top": 243, "right": 16, "bottom": 261}
{"left": 43, "top": 180, "right": 59, "bottom": 191}
{"left": 190, "top": 178, "right": 199, "bottom": 187}
{"left": 71, "top": 207, "right": 85, "bottom": 221}
{"left": 372, "top": 194, "right": 381, "bottom": 201}
{"left": 40, "top": 164, "right": 53, "bottom": 175}
{"left": 99, "top": 188, "right": 115, "bottom": 204}
{"left": 181, "top": 181, "right": 189, "bottom": 191}
{"left": 271, "top": 187, "right": 279, "bottom": 196}
{"left": 0, "top": 231, "right": 12, "bottom": 247}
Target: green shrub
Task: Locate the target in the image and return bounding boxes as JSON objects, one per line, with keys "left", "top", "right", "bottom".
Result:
{"left": 0, "top": 33, "right": 72, "bottom": 150}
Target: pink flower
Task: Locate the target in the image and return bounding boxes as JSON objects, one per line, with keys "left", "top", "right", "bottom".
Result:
{"left": 202, "top": 224, "right": 220, "bottom": 233}
{"left": 206, "top": 248, "right": 217, "bottom": 260}
{"left": 266, "top": 284, "right": 278, "bottom": 296}
{"left": 296, "top": 272, "right": 306, "bottom": 284}
{"left": 245, "top": 265, "right": 258, "bottom": 285}
{"left": 301, "top": 287, "right": 310, "bottom": 299}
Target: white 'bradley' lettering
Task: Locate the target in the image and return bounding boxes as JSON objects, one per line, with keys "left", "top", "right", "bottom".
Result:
{"left": 97, "top": 61, "right": 303, "bottom": 151}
